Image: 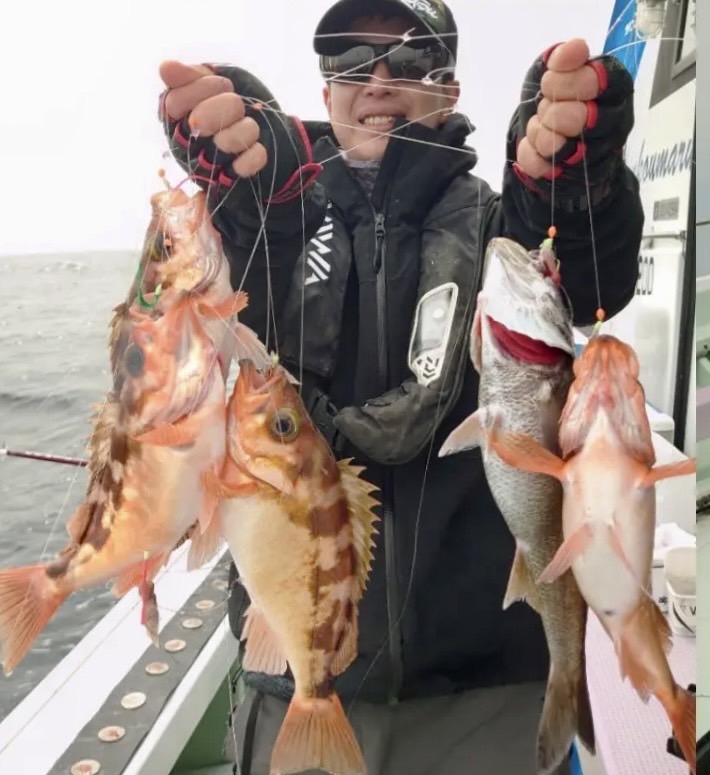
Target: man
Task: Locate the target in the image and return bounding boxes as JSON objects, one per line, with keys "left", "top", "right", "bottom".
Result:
{"left": 159, "top": 1, "right": 643, "bottom": 772}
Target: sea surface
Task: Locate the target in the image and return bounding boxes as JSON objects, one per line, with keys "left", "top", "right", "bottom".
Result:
{"left": 0, "top": 250, "right": 138, "bottom": 721}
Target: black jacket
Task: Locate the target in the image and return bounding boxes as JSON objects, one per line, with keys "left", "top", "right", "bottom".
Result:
{"left": 165, "top": 87, "right": 644, "bottom": 704}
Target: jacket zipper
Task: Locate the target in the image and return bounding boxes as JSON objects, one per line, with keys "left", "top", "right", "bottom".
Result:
{"left": 372, "top": 210, "right": 403, "bottom": 705}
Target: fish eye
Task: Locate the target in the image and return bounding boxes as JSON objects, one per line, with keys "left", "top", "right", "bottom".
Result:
{"left": 124, "top": 343, "right": 145, "bottom": 377}
{"left": 269, "top": 408, "right": 301, "bottom": 442}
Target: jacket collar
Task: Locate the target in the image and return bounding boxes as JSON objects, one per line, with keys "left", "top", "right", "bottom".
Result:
{"left": 305, "top": 113, "right": 479, "bottom": 219}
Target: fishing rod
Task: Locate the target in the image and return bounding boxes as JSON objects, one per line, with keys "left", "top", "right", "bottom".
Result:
{"left": 0, "top": 444, "right": 88, "bottom": 468}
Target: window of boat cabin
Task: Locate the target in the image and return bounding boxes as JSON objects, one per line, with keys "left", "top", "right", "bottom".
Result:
{"left": 650, "top": 0, "right": 696, "bottom": 106}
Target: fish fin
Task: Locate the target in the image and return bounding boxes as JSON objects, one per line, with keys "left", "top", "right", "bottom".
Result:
{"left": 616, "top": 596, "right": 672, "bottom": 702}
{"left": 337, "top": 459, "right": 380, "bottom": 601}
{"left": 331, "top": 606, "right": 358, "bottom": 676}
{"left": 537, "top": 523, "right": 593, "bottom": 585}
{"left": 503, "top": 546, "right": 541, "bottom": 613}
{"left": 66, "top": 503, "right": 93, "bottom": 545}
{"left": 201, "top": 469, "right": 259, "bottom": 499}
{"left": 576, "top": 661, "right": 596, "bottom": 755}
{"left": 112, "top": 552, "right": 169, "bottom": 597}
{"left": 271, "top": 692, "right": 366, "bottom": 775}
{"left": 618, "top": 598, "right": 697, "bottom": 773}
{"left": 231, "top": 322, "right": 280, "bottom": 376}
{"left": 141, "top": 581, "right": 160, "bottom": 647}
{"left": 240, "top": 605, "right": 288, "bottom": 675}
{"left": 438, "top": 409, "right": 486, "bottom": 457}
{"left": 488, "top": 423, "right": 566, "bottom": 482}
{"left": 608, "top": 523, "right": 647, "bottom": 590}
{"left": 663, "top": 686, "right": 696, "bottom": 774}
{"left": 640, "top": 458, "right": 696, "bottom": 488}
{"left": 187, "top": 516, "right": 224, "bottom": 571}
{"left": 196, "top": 464, "right": 222, "bottom": 536}
{"left": 0, "top": 565, "right": 68, "bottom": 676}
{"left": 537, "top": 661, "right": 595, "bottom": 775}
{"left": 134, "top": 416, "right": 201, "bottom": 447}
{"left": 197, "top": 290, "right": 249, "bottom": 320}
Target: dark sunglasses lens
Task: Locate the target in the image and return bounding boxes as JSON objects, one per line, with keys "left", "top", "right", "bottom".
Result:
{"left": 320, "top": 43, "right": 451, "bottom": 83}
{"left": 321, "top": 45, "right": 376, "bottom": 81}
{"left": 388, "top": 44, "right": 447, "bottom": 80}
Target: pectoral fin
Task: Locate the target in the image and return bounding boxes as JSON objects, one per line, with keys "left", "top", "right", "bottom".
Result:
{"left": 488, "top": 422, "right": 567, "bottom": 482}
{"left": 438, "top": 409, "right": 487, "bottom": 457}
{"left": 197, "top": 290, "right": 249, "bottom": 320}
{"left": 640, "top": 458, "right": 696, "bottom": 488}
{"left": 134, "top": 416, "right": 202, "bottom": 447}
{"left": 538, "top": 523, "right": 593, "bottom": 584}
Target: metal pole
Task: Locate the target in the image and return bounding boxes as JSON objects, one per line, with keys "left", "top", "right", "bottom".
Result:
{"left": 0, "top": 445, "right": 88, "bottom": 467}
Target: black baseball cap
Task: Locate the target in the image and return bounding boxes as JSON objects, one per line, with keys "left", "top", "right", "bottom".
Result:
{"left": 313, "top": 0, "right": 458, "bottom": 62}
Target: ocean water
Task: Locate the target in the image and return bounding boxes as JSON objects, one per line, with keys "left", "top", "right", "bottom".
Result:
{"left": 0, "top": 250, "right": 138, "bottom": 720}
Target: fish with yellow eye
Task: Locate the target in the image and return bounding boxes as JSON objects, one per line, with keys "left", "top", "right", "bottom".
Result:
{"left": 203, "top": 358, "right": 380, "bottom": 775}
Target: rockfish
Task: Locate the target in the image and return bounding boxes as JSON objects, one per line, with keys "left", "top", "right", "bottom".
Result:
{"left": 205, "top": 359, "right": 379, "bottom": 775}
{"left": 439, "top": 237, "right": 595, "bottom": 774}
{"left": 0, "top": 290, "right": 234, "bottom": 675}
{"left": 485, "top": 333, "right": 697, "bottom": 772}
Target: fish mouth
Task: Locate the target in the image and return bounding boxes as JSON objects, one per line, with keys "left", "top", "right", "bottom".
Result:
{"left": 481, "top": 238, "right": 575, "bottom": 362}
{"left": 486, "top": 316, "right": 572, "bottom": 365}
{"left": 154, "top": 191, "right": 223, "bottom": 295}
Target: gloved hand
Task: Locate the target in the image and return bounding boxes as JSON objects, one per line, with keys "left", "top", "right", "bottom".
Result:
{"left": 511, "top": 38, "right": 634, "bottom": 201}
{"left": 158, "top": 61, "right": 322, "bottom": 207}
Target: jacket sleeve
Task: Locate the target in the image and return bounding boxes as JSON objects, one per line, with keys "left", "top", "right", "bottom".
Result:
{"left": 159, "top": 64, "right": 328, "bottom": 340}
{"left": 498, "top": 135, "right": 643, "bottom": 326}
{"left": 496, "top": 46, "right": 644, "bottom": 327}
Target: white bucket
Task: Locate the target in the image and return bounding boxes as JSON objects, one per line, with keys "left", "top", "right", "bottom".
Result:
{"left": 664, "top": 546, "right": 696, "bottom": 637}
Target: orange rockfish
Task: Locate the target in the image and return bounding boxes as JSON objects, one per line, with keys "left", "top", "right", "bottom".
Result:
{"left": 205, "top": 359, "right": 379, "bottom": 775}
{"left": 0, "top": 289, "right": 236, "bottom": 675}
{"left": 486, "top": 333, "right": 697, "bottom": 773}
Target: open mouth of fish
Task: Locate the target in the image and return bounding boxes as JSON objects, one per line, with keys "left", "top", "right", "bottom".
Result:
{"left": 486, "top": 316, "right": 572, "bottom": 365}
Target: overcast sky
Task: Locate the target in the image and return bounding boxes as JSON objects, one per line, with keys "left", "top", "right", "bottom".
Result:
{"left": 0, "top": 0, "right": 617, "bottom": 256}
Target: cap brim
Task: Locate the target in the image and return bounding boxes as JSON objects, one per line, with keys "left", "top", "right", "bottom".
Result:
{"left": 314, "top": 0, "right": 434, "bottom": 56}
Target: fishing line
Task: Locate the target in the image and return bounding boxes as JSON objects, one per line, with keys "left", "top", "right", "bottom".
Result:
{"left": 0, "top": 540, "right": 205, "bottom": 757}
{"left": 1, "top": 16, "right": 679, "bottom": 754}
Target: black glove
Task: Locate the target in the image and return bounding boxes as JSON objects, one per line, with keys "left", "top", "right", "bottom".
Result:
{"left": 159, "top": 64, "right": 322, "bottom": 208}
{"left": 510, "top": 43, "right": 635, "bottom": 205}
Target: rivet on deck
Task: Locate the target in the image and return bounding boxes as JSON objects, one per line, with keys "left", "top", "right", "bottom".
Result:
{"left": 120, "top": 691, "right": 147, "bottom": 710}
{"left": 98, "top": 725, "right": 126, "bottom": 742}
{"left": 182, "top": 617, "right": 204, "bottom": 629}
{"left": 71, "top": 760, "right": 101, "bottom": 775}
{"left": 212, "top": 579, "right": 229, "bottom": 591}
{"left": 195, "top": 599, "right": 216, "bottom": 610}
{"left": 145, "top": 660, "right": 170, "bottom": 675}
{"left": 164, "top": 638, "right": 187, "bottom": 652}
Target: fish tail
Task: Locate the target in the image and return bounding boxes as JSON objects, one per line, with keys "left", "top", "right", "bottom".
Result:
{"left": 662, "top": 685, "right": 696, "bottom": 774}
{"left": 615, "top": 596, "right": 695, "bottom": 771}
{"left": 575, "top": 665, "right": 596, "bottom": 756}
{"left": 270, "top": 691, "right": 366, "bottom": 775}
{"left": 0, "top": 564, "right": 68, "bottom": 676}
{"left": 537, "top": 663, "right": 594, "bottom": 775}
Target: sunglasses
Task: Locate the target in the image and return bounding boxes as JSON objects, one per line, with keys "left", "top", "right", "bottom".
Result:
{"left": 319, "top": 41, "right": 454, "bottom": 84}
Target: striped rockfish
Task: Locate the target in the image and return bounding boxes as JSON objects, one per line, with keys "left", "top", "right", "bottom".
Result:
{"left": 204, "top": 359, "right": 379, "bottom": 775}
{"left": 0, "top": 288, "right": 232, "bottom": 675}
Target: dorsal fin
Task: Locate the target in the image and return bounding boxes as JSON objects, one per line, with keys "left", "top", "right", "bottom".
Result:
{"left": 336, "top": 458, "right": 380, "bottom": 601}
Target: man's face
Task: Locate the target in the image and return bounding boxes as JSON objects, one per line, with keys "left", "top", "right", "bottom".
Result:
{"left": 322, "top": 16, "right": 460, "bottom": 161}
